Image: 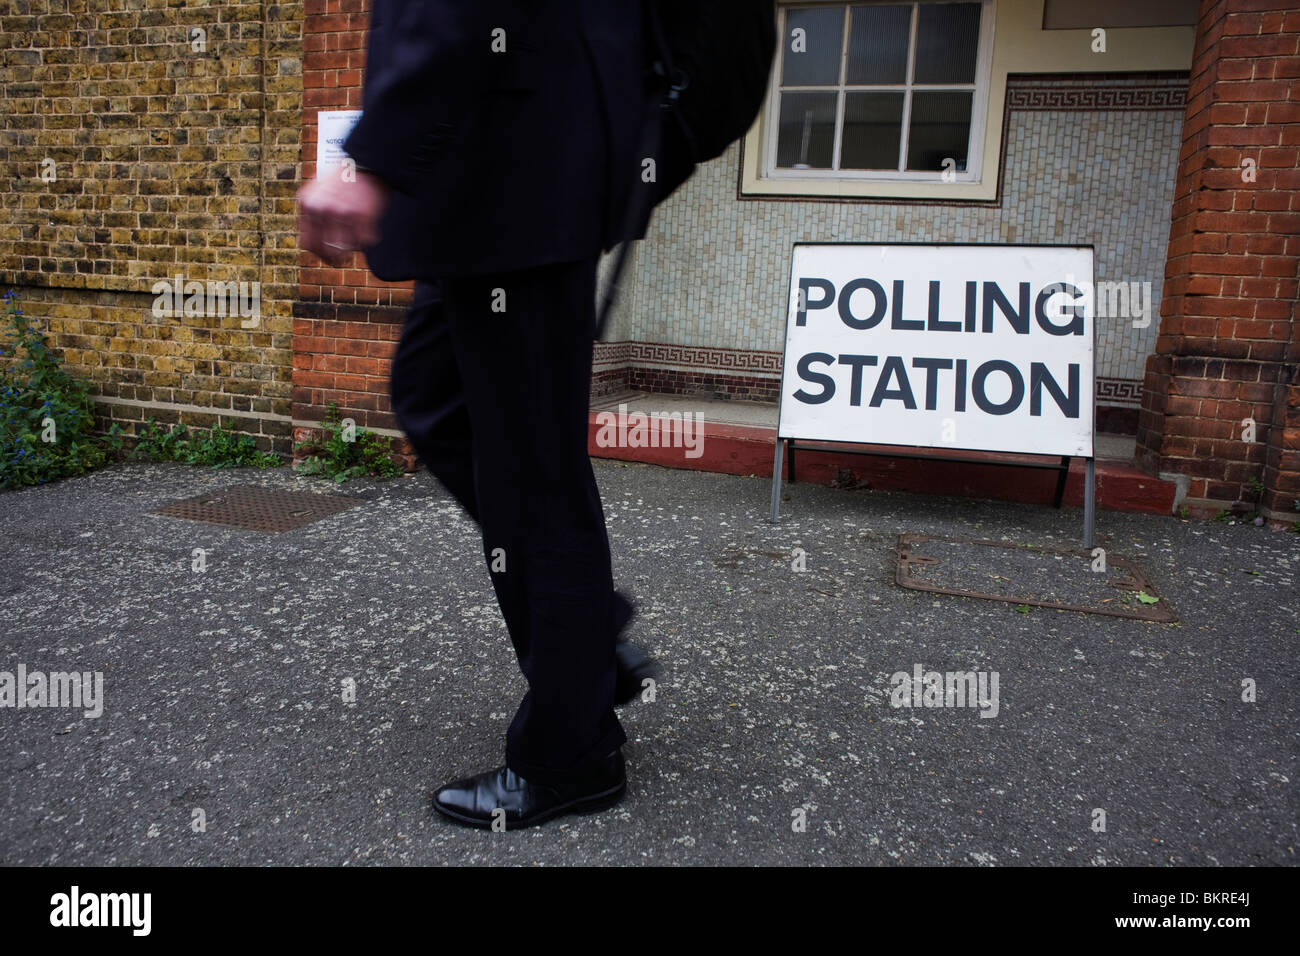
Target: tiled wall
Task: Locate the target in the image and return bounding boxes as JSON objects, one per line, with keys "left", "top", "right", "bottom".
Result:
{"left": 597, "top": 72, "right": 1189, "bottom": 429}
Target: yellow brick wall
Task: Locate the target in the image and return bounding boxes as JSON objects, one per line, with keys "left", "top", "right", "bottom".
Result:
{"left": 0, "top": 0, "right": 304, "bottom": 452}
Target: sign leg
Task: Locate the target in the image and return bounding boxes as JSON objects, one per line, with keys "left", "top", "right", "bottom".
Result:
{"left": 1053, "top": 455, "right": 1069, "bottom": 508}
{"left": 1083, "top": 457, "right": 1096, "bottom": 549}
{"left": 769, "top": 439, "right": 785, "bottom": 523}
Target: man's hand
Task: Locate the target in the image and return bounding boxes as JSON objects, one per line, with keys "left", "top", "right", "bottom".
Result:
{"left": 297, "top": 164, "right": 389, "bottom": 265}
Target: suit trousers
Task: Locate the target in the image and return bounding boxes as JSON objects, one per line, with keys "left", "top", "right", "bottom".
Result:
{"left": 389, "top": 257, "right": 627, "bottom": 785}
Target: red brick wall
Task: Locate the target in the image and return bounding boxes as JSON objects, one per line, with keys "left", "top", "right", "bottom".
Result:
{"left": 1136, "top": 0, "right": 1300, "bottom": 523}
{"left": 294, "top": 0, "right": 413, "bottom": 458}
{"left": 628, "top": 368, "right": 780, "bottom": 404}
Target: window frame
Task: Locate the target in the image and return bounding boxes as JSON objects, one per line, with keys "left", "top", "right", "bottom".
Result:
{"left": 761, "top": 0, "right": 997, "bottom": 185}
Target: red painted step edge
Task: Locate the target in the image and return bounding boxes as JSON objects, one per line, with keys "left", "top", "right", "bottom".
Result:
{"left": 587, "top": 412, "right": 1177, "bottom": 516}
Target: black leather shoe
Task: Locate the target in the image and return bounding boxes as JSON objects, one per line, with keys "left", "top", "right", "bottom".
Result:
{"left": 612, "top": 591, "right": 658, "bottom": 706}
{"left": 433, "top": 750, "right": 627, "bottom": 830}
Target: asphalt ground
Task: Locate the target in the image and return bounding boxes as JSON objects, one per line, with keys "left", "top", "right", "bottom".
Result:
{"left": 0, "top": 459, "right": 1295, "bottom": 865}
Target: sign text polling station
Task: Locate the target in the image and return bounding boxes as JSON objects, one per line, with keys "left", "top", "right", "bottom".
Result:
{"left": 777, "top": 244, "right": 1096, "bottom": 458}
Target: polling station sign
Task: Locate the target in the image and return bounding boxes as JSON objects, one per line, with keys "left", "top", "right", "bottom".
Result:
{"left": 778, "top": 244, "right": 1095, "bottom": 458}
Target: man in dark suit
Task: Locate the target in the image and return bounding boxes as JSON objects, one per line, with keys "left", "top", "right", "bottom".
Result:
{"left": 298, "top": 0, "right": 656, "bottom": 829}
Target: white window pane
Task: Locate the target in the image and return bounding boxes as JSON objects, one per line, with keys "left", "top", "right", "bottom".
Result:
{"left": 842, "top": 92, "right": 906, "bottom": 170}
{"left": 776, "top": 91, "right": 839, "bottom": 168}
{"left": 905, "top": 90, "right": 973, "bottom": 172}
{"left": 846, "top": 4, "right": 911, "bottom": 85}
{"left": 782, "top": 6, "right": 845, "bottom": 86}
{"left": 914, "top": 2, "right": 982, "bottom": 85}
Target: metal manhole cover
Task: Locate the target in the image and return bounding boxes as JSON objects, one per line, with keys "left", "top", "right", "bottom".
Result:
{"left": 895, "top": 533, "right": 1177, "bottom": 623}
{"left": 154, "top": 484, "right": 361, "bottom": 533}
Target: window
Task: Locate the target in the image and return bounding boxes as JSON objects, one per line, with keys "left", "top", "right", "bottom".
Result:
{"left": 765, "top": 2, "right": 993, "bottom": 183}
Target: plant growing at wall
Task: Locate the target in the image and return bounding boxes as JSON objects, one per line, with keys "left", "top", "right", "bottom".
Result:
{"left": 131, "top": 417, "right": 282, "bottom": 469}
{"left": 293, "top": 402, "right": 401, "bottom": 482}
{"left": 0, "top": 290, "right": 124, "bottom": 490}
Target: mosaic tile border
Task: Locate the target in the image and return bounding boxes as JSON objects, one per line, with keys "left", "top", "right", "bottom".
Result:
{"left": 626, "top": 342, "right": 783, "bottom": 374}
{"left": 595, "top": 341, "right": 1145, "bottom": 410}
{"left": 1007, "top": 83, "right": 1187, "bottom": 111}
{"left": 1096, "top": 377, "right": 1144, "bottom": 407}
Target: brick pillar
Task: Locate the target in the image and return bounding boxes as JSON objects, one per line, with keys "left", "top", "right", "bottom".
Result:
{"left": 293, "top": 0, "right": 416, "bottom": 467}
{"left": 1136, "top": 0, "right": 1300, "bottom": 524}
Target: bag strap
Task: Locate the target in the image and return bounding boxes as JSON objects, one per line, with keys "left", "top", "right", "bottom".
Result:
{"left": 594, "top": 1, "right": 676, "bottom": 341}
{"left": 594, "top": 107, "right": 659, "bottom": 340}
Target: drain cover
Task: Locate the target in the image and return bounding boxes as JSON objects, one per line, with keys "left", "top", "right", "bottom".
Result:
{"left": 895, "top": 533, "right": 1177, "bottom": 622}
{"left": 154, "top": 484, "right": 360, "bottom": 533}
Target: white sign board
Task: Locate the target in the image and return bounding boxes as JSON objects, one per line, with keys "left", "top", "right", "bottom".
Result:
{"left": 316, "top": 109, "right": 362, "bottom": 178}
{"left": 778, "top": 244, "right": 1095, "bottom": 458}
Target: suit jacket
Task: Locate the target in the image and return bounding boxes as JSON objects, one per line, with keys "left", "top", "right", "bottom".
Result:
{"left": 343, "top": 0, "right": 648, "bottom": 280}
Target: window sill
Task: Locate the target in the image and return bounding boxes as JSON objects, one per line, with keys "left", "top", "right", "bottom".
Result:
{"left": 739, "top": 137, "right": 999, "bottom": 202}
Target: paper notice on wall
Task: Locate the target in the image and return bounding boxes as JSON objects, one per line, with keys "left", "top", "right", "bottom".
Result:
{"left": 316, "top": 110, "right": 362, "bottom": 177}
